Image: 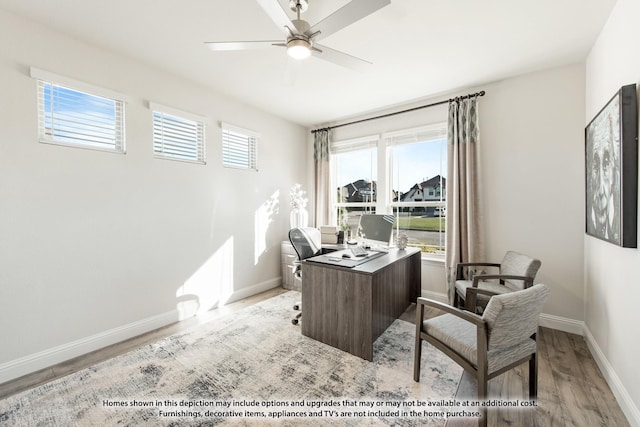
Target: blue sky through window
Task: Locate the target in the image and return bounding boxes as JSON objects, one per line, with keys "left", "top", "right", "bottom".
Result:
{"left": 392, "top": 138, "right": 446, "bottom": 193}
{"left": 42, "top": 82, "right": 119, "bottom": 148}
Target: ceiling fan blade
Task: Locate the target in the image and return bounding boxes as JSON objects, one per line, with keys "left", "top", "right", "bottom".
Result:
{"left": 313, "top": 43, "right": 372, "bottom": 71}
{"left": 255, "top": 0, "right": 297, "bottom": 35}
{"left": 309, "top": 0, "right": 390, "bottom": 41}
{"left": 205, "top": 40, "right": 282, "bottom": 51}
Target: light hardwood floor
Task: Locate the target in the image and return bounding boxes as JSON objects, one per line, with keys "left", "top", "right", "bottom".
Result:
{"left": 0, "top": 287, "right": 630, "bottom": 427}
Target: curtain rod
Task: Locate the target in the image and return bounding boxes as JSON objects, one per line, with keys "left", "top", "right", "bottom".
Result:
{"left": 311, "top": 90, "right": 485, "bottom": 134}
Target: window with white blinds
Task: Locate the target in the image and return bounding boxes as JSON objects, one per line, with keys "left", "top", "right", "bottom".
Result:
{"left": 32, "top": 68, "right": 126, "bottom": 153}
{"left": 221, "top": 123, "right": 259, "bottom": 171}
{"left": 151, "top": 103, "right": 206, "bottom": 164}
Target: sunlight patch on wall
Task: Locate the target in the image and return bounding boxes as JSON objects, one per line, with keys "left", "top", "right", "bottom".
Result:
{"left": 254, "top": 190, "right": 280, "bottom": 265}
{"left": 176, "top": 236, "right": 234, "bottom": 320}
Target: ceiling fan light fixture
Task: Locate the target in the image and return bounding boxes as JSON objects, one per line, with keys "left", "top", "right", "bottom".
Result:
{"left": 287, "top": 38, "right": 312, "bottom": 60}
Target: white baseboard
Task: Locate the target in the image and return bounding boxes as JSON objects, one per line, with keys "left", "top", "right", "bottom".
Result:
{"left": 225, "top": 276, "right": 282, "bottom": 304}
{"left": 0, "top": 276, "right": 284, "bottom": 386}
{"left": 0, "top": 309, "right": 179, "bottom": 384}
{"left": 584, "top": 327, "right": 640, "bottom": 427}
{"left": 539, "top": 313, "right": 584, "bottom": 335}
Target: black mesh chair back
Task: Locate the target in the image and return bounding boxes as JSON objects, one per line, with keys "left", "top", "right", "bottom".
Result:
{"left": 288, "top": 227, "right": 321, "bottom": 326}
{"left": 288, "top": 228, "right": 322, "bottom": 261}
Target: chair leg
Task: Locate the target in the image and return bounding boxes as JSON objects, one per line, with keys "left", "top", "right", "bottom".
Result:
{"left": 529, "top": 352, "right": 538, "bottom": 399}
{"left": 413, "top": 303, "right": 424, "bottom": 382}
{"left": 478, "top": 370, "right": 488, "bottom": 427}
{"left": 291, "top": 311, "right": 302, "bottom": 325}
{"left": 413, "top": 337, "right": 422, "bottom": 382}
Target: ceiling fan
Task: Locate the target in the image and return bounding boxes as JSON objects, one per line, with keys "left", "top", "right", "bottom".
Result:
{"left": 205, "top": 0, "right": 391, "bottom": 70}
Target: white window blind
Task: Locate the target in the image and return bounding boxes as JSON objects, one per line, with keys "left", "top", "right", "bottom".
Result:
{"left": 330, "top": 135, "right": 379, "bottom": 154}
{"left": 151, "top": 103, "right": 206, "bottom": 164}
{"left": 383, "top": 123, "right": 447, "bottom": 147}
{"left": 32, "top": 68, "right": 126, "bottom": 153}
{"left": 221, "top": 122, "right": 259, "bottom": 171}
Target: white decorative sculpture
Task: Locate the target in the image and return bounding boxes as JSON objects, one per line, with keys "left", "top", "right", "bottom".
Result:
{"left": 396, "top": 233, "right": 409, "bottom": 250}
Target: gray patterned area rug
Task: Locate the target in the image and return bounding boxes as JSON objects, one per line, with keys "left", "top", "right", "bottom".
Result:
{"left": 0, "top": 291, "right": 462, "bottom": 426}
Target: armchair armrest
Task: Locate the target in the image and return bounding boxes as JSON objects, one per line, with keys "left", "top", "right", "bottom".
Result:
{"left": 416, "top": 297, "right": 484, "bottom": 327}
{"left": 465, "top": 287, "right": 503, "bottom": 311}
{"left": 471, "top": 274, "right": 534, "bottom": 288}
{"left": 465, "top": 275, "right": 534, "bottom": 311}
{"left": 456, "top": 262, "right": 501, "bottom": 279}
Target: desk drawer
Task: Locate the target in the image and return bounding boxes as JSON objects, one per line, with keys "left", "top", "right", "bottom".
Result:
{"left": 281, "top": 241, "right": 296, "bottom": 255}
{"left": 282, "top": 253, "right": 297, "bottom": 266}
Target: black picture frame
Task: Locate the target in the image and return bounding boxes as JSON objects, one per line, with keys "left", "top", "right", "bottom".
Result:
{"left": 585, "top": 84, "right": 638, "bottom": 248}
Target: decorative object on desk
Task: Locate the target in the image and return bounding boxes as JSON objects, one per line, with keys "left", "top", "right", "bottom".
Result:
{"left": 585, "top": 83, "right": 638, "bottom": 248}
{"left": 289, "top": 183, "right": 309, "bottom": 228}
{"left": 320, "top": 225, "right": 339, "bottom": 244}
{"left": 338, "top": 207, "right": 352, "bottom": 241}
{"left": 396, "top": 232, "right": 409, "bottom": 250}
{"left": 0, "top": 291, "right": 461, "bottom": 426}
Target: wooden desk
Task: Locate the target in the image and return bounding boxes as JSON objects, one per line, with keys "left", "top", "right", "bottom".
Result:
{"left": 301, "top": 247, "right": 421, "bottom": 361}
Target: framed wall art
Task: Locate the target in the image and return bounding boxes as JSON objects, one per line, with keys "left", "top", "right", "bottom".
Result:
{"left": 585, "top": 83, "right": 638, "bottom": 248}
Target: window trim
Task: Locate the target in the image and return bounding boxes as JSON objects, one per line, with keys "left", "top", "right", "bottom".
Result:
{"left": 30, "top": 68, "right": 132, "bottom": 103}
{"left": 30, "top": 67, "right": 130, "bottom": 154}
{"left": 150, "top": 101, "right": 207, "bottom": 164}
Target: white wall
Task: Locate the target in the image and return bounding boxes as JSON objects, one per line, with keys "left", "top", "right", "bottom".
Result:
{"left": 480, "top": 64, "right": 586, "bottom": 325}
{"left": 314, "top": 64, "right": 587, "bottom": 326}
{"left": 0, "top": 9, "right": 307, "bottom": 381}
{"left": 585, "top": 0, "right": 640, "bottom": 423}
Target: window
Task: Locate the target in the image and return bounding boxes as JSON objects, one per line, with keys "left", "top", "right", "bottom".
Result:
{"left": 221, "top": 122, "right": 259, "bottom": 171}
{"left": 332, "top": 136, "right": 378, "bottom": 233}
{"left": 388, "top": 124, "right": 447, "bottom": 254}
{"left": 31, "top": 67, "right": 126, "bottom": 153}
{"left": 151, "top": 102, "right": 206, "bottom": 164}
{"left": 331, "top": 123, "right": 447, "bottom": 254}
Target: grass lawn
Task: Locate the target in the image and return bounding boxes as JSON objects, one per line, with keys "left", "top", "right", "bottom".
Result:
{"left": 395, "top": 216, "right": 445, "bottom": 231}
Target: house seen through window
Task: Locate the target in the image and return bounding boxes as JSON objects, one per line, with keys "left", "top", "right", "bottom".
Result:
{"left": 332, "top": 123, "right": 447, "bottom": 254}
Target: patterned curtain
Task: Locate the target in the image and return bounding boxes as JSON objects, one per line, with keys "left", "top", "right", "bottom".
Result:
{"left": 446, "top": 96, "right": 484, "bottom": 304}
{"left": 313, "top": 129, "right": 332, "bottom": 227}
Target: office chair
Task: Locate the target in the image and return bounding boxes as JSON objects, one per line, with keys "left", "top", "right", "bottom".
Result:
{"left": 288, "top": 227, "right": 322, "bottom": 325}
{"left": 415, "top": 284, "right": 550, "bottom": 427}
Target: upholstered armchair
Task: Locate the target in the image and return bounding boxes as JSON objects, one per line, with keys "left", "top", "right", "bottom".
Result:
{"left": 454, "top": 251, "right": 541, "bottom": 313}
{"left": 414, "top": 284, "right": 550, "bottom": 427}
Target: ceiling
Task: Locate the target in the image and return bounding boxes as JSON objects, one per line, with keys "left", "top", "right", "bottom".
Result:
{"left": 0, "top": 0, "right": 617, "bottom": 127}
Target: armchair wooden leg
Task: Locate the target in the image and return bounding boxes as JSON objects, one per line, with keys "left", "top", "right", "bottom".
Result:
{"left": 465, "top": 291, "right": 477, "bottom": 312}
{"left": 413, "top": 302, "right": 424, "bottom": 382}
{"left": 478, "top": 368, "right": 488, "bottom": 427}
{"left": 529, "top": 352, "right": 538, "bottom": 399}
{"left": 413, "top": 337, "right": 422, "bottom": 382}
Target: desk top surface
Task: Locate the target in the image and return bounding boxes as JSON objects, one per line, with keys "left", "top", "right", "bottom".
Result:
{"left": 303, "top": 246, "right": 420, "bottom": 274}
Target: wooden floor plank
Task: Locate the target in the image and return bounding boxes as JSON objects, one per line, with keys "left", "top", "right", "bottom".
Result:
{"left": 535, "top": 328, "right": 567, "bottom": 426}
